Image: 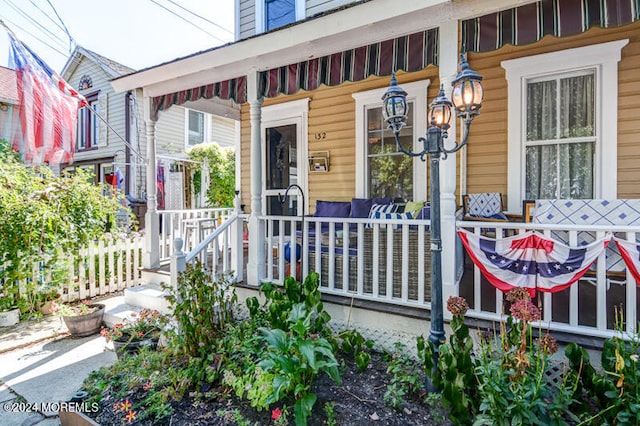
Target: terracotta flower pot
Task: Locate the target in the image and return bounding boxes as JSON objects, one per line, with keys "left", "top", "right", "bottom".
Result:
{"left": 62, "top": 304, "right": 105, "bottom": 337}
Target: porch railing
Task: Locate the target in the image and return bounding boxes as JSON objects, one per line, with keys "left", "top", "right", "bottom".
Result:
{"left": 263, "top": 215, "right": 434, "bottom": 309}
{"left": 458, "top": 220, "right": 640, "bottom": 339}
{"left": 158, "top": 207, "right": 235, "bottom": 263}
{"left": 264, "top": 214, "right": 640, "bottom": 339}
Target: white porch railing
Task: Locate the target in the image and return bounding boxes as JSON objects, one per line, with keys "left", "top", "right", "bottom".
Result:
{"left": 170, "top": 199, "right": 245, "bottom": 287}
{"left": 263, "top": 215, "right": 640, "bottom": 340}
{"left": 158, "top": 208, "right": 235, "bottom": 263}
{"left": 263, "top": 215, "right": 433, "bottom": 309}
{"left": 458, "top": 220, "right": 640, "bottom": 340}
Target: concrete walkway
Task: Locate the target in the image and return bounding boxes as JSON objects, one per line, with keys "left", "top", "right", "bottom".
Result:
{"left": 0, "top": 303, "right": 119, "bottom": 425}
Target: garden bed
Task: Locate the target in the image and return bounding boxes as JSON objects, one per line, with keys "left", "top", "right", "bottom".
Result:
{"left": 87, "top": 351, "right": 451, "bottom": 425}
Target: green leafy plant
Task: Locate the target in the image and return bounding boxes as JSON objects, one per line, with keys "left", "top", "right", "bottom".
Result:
{"left": 335, "top": 328, "right": 374, "bottom": 372}
{"left": 100, "top": 308, "right": 168, "bottom": 345}
{"left": 258, "top": 302, "right": 341, "bottom": 426}
{"left": 384, "top": 341, "right": 425, "bottom": 410}
{"left": 566, "top": 307, "right": 640, "bottom": 424}
{"left": 52, "top": 300, "right": 100, "bottom": 317}
{"left": 166, "top": 261, "right": 238, "bottom": 356}
{"left": 187, "top": 142, "right": 235, "bottom": 207}
{"left": 324, "top": 401, "right": 337, "bottom": 426}
{"left": 419, "top": 296, "right": 476, "bottom": 424}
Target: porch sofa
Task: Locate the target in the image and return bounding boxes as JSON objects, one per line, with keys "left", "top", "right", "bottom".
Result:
{"left": 305, "top": 197, "right": 432, "bottom": 302}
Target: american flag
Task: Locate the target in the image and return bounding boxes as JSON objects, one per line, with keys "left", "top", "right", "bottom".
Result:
{"left": 8, "top": 32, "right": 86, "bottom": 165}
{"left": 458, "top": 229, "right": 611, "bottom": 295}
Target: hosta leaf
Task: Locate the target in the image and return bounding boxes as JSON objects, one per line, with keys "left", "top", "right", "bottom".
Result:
{"left": 299, "top": 340, "right": 316, "bottom": 369}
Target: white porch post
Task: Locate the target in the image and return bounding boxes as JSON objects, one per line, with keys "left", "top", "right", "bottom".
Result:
{"left": 438, "top": 21, "right": 461, "bottom": 320}
{"left": 143, "top": 97, "right": 160, "bottom": 269}
{"left": 246, "top": 69, "right": 265, "bottom": 285}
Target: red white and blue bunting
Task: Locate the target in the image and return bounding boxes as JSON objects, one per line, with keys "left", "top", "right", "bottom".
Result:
{"left": 457, "top": 229, "right": 611, "bottom": 295}
{"left": 462, "top": 0, "right": 640, "bottom": 52}
{"left": 614, "top": 237, "right": 640, "bottom": 285}
{"left": 259, "top": 28, "right": 439, "bottom": 98}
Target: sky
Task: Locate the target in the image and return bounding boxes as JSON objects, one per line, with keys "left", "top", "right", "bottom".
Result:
{"left": 0, "top": 0, "right": 235, "bottom": 73}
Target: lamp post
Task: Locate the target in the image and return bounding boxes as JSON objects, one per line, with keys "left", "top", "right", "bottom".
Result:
{"left": 279, "top": 184, "right": 306, "bottom": 300}
{"left": 382, "top": 54, "right": 484, "bottom": 389}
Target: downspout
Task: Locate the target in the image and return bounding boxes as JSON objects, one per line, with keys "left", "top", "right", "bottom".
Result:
{"left": 125, "top": 91, "right": 132, "bottom": 195}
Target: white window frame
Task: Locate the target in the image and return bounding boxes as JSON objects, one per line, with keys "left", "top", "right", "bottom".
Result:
{"left": 261, "top": 98, "right": 310, "bottom": 216}
{"left": 184, "top": 109, "right": 211, "bottom": 148}
{"left": 255, "top": 0, "right": 305, "bottom": 34}
{"left": 502, "top": 39, "right": 628, "bottom": 212}
{"left": 352, "top": 79, "right": 429, "bottom": 201}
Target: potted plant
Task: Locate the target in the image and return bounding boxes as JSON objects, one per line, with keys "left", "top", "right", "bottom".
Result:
{"left": 53, "top": 300, "right": 105, "bottom": 337}
{"left": 0, "top": 289, "right": 21, "bottom": 327}
{"left": 101, "top": 308, "right": 168, "bottom": 358}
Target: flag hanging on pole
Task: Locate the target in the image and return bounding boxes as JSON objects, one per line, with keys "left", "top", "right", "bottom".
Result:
{"left": 7, "top": 30, "right": 86, "bottom": 166}
{"left": 457, "top": 229, "right": 611, "bottom": 295}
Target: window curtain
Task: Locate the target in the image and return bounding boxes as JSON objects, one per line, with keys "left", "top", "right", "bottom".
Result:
{"left": 525, "top": 74, "right": 594, "bottom": 199}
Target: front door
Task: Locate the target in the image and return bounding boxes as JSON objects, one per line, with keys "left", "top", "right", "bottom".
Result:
{"left": 261, "top": 99, "right": 309, "bottom": 218}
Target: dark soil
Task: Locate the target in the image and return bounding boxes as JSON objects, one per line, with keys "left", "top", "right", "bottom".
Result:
{"left": 89, "top": 351, "right": 453, "bottom": 425}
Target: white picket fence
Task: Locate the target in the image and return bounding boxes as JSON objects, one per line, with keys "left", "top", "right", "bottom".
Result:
{"left": 9, "top": 233, "right": 143, "bottom": 303}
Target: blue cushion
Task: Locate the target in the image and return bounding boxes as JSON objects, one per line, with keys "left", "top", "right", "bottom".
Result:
{"left": 350, "top": 198, "right": 373, "bottom": 218}
{"left": 367, "top": 211, "right": 413, "bottom": 229}
{"left": 372, "top": 197, "right": 393, "bottom": 205}
{"left": 415, "top": 206, "right": 431, "bottom": 220}
{"left": 314, "top": 200, "right": 351, "bottom": 218}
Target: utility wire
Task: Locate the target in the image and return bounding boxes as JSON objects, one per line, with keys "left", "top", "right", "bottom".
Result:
{"left": 45, "top": 0, "right": 75, "bottom": 53}
{"left": 163, "top": 0, "right": 233, "bottom": 36}
{"left": 0, "top": 0, "right": 68, "bottom": 52}
{"left": 148, "top": 0, "right": 227, "bottom": 44}
{"left": 0, "top": 15, "right": 68, "bottom": 58}
{"left": 27, "top": 0, "right": 66, "bottom": 34}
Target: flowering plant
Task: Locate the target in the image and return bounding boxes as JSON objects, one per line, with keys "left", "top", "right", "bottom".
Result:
{"left": 101, "top": 308, "right": 168, "bottom": 343}
{"left": 52, "top": 300, "right": 101, "bottom": 317}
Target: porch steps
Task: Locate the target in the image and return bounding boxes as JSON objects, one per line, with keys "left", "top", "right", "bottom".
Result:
{"left": 102, "top": 269, "right": 173, "bottom": 328}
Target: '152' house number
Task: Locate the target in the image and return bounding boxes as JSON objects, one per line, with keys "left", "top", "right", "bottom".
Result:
{"left": 314, "top": 132, "right": 326, "bottom": 140}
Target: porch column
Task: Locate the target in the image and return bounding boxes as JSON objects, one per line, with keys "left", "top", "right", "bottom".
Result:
{"left": 143, "top": 97, "right": 160, "bottom": 269}
{"left": 438, "top": 21, "right": 461, "bottom": 319}
{"left": 246, "top": 70, "right": 265, "bottom": 286}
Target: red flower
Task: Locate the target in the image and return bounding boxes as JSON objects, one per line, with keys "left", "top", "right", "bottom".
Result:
{"left": 271, "top": 407, "right": 282, "bottom": 420}
{"left": 125, "top": 410, "right": 137, "bottom": 423}
{"left": 143, "top": 381, "right": 152, "bottom": 391}
{"left": 120, "top": 400, "right": 132, "bottom": 411}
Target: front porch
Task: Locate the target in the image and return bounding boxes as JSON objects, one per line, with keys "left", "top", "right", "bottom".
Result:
{"left": 155, "top": 207, "right": 640, "bottom": 346}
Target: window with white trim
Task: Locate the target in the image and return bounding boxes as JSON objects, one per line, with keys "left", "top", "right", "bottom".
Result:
{"left": 77, "top": 91, "right": 99, "bottom": 151}
{"left": 353, "top": 80, "right": 429, "bottom": 201}
{"left": 185, "top": 109, "right": 210, "bottom": 147}
{"left": 256, "top": 0, "right": 304, "bottom": 33}
{"left": 502, "top": 40, "right": 627, "bottom": 212}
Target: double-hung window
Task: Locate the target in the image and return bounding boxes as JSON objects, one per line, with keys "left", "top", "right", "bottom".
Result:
{"left": 186, "top": 109, "right": 210, "bottom": 147}
{"left": 353, "top": 80, "right": 429, "bottom": 201}
{"left": 502, "top": 40, "right": 627, "bottom": 211}
{"left": 257, "top": 0, "right": 303, "bottom": 33}
{"left": 77, "top": 91, "right": 99, "bottom": 151}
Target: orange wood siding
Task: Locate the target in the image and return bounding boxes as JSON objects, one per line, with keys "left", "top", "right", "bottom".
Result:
{"left": 465, "top": 20, "right": 640, "bottom": 207}
{"left": 239, "top": 68, "right": 440, "bottom": 213}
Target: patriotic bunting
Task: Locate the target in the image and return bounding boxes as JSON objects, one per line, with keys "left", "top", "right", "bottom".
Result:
{"left": 8, "top": 32, "right": 87, "bottom": 165}
{"left": 614, "top": 237, "right": 640, "bottom": 284}
{"left": 457, "top": 229, "right": 611, "bottom": 295}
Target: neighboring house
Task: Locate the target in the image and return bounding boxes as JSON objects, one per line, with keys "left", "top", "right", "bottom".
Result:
{"left": 111, "top": 0, "right": 640, "bottom": 343}
{"left": 60, "top": 46, "right": 238, "bottom": 213}
{"left": 0, "top": 65, "right": 22, "bottom": 148}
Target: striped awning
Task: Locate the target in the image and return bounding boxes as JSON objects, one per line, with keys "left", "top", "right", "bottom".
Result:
{"left": 151, "top": 76, "right": 246, "bottom": 120}
{"left": 259, "top": 28, "right": 439, "bottom": 98}
{"left": 462, "top": 0, "right": 639, "bottom": 52}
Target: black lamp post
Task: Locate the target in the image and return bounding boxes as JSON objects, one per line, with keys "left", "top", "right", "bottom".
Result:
{"left": 382, "top": 54, "right": 484, "bottom": 390}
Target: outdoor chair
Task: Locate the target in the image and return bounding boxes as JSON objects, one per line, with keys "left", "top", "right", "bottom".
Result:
{"left": 462, "top": 192, "right": 515, "bottom": 222}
